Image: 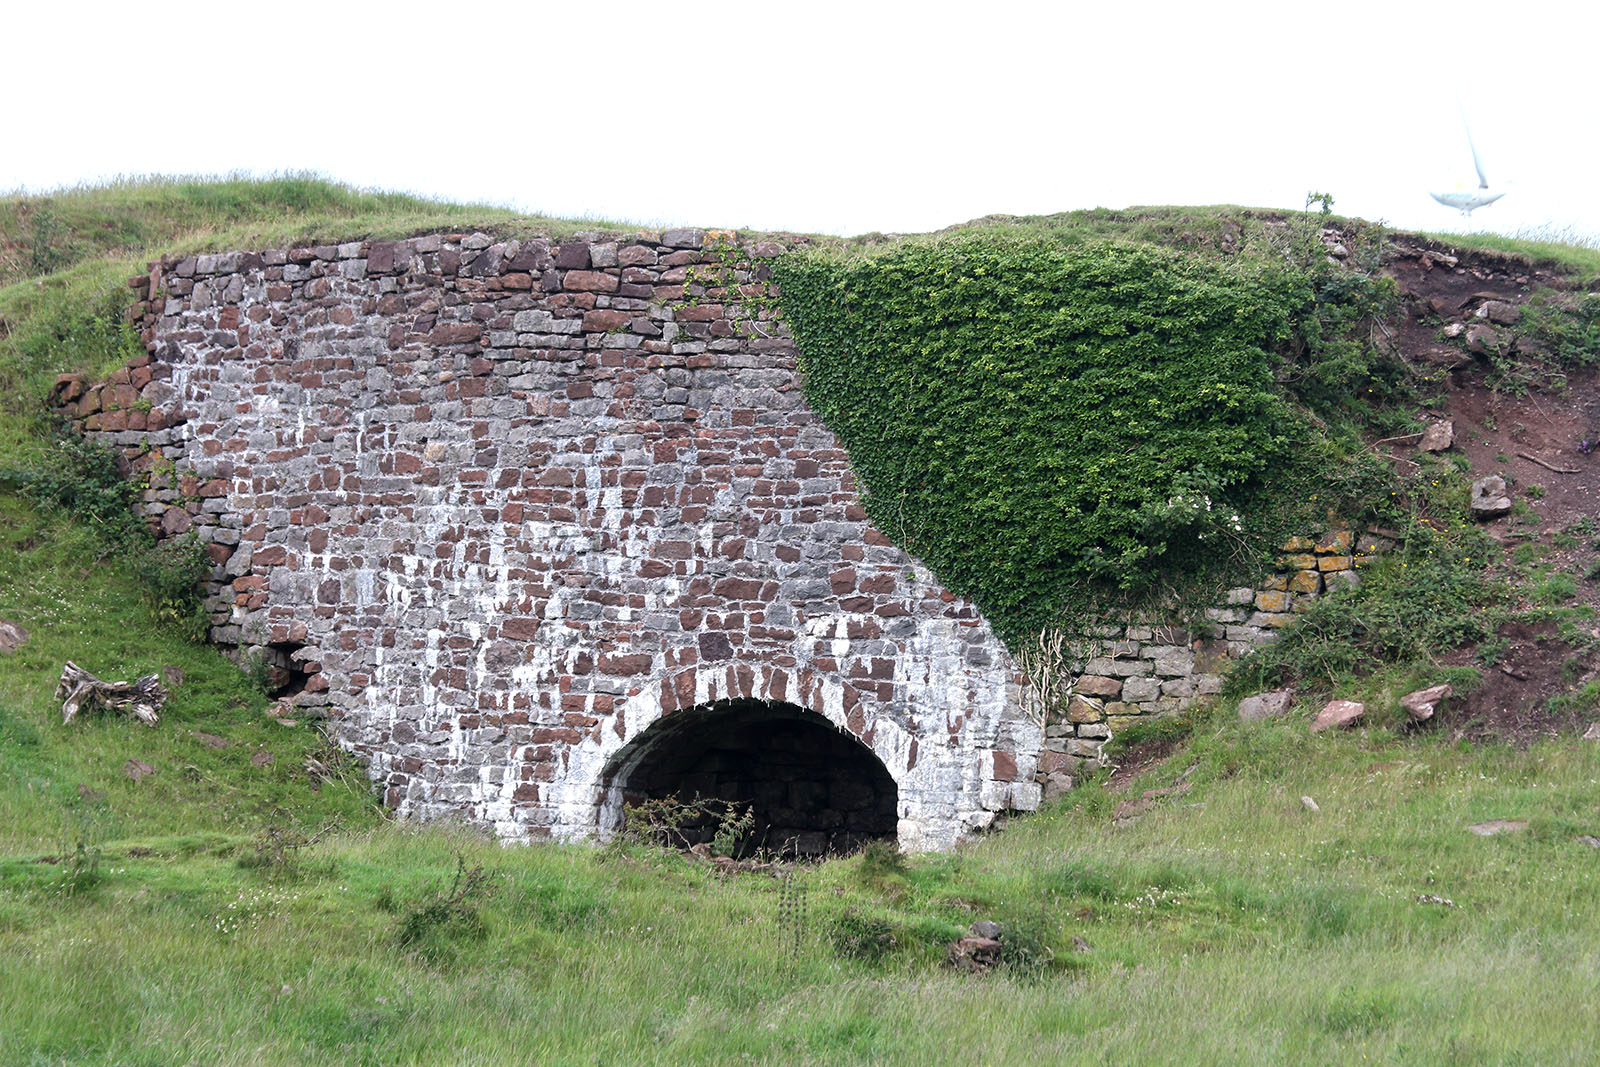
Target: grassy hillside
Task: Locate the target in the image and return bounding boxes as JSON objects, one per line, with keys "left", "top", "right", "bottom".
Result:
{"left": 1, "top": 179, "right": 1598, "bottom": 1064}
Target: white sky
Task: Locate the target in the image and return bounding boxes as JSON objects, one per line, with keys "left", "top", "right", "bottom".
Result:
{"left": 5, "top": 1, "right": 1596, "bottom": 242}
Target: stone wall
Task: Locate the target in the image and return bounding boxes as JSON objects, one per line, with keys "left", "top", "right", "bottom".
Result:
{"left": 56, "top": 226, "right": 1388, "bottom": 849}
{"left": 1031, "top": 528, "right": 1386, "bottom": 799}
{"left": 58, "top": 229, "right": 1042, "bottom": 851}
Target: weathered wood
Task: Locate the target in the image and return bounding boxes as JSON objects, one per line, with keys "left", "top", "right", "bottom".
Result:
{"left": 1517, "top": 451, "right": 1581, "bottom": 475}
{"left": 56, "top": 661, "right": 167, "bottom": 726}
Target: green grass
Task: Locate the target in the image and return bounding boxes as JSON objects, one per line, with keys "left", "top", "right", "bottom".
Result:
{"left": 4, "top": 179, "right": 1600, "bottom": 1062}
{"left": 0, "top": 173, "right": 634, "bottom": 289}
{"left": 0, "top": 495, "right": 379, "bottom": 857}
{"left": 2, "top": 718, "right": 1598, "bottom": 1064}
{"left": 1420, "top": 225, "right": 1600, "bottom": 282}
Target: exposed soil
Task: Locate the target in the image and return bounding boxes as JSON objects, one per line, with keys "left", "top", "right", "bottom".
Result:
{"left": 1352, "top": 235, "right": 1599, "bottom": 745}
{"left": 1438, "top": 621, "right": 1597, "bottom": 744}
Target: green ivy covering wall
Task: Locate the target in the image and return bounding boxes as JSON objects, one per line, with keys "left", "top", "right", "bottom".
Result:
{"left": 774, "top": 234, "right": 1377, "bottom": 643}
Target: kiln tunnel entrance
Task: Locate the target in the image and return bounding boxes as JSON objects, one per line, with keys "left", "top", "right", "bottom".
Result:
{"left": 603, "top": 699, "right": 899, "bottom": 858}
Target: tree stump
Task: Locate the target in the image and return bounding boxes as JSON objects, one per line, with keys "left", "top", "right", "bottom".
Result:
{"left": 56, "top": 662, "right": 167, "bottom": 726}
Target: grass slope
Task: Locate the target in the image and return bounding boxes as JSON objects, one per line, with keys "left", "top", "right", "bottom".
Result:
{"left": 1, "top": 180, "right": 1598, "bottom": 1064}
{"left": 2, "top": 719, "right": 1598, "bottom": 1064}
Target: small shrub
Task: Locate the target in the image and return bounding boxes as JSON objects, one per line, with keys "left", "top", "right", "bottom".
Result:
{"left": 131, "top": 533, "right": 213, "bottom": 641}
{"left": 994, "top": 913, "right": 1056, "bottom": 980}
{"left": 59, "top": 839, "right": 103, "bottom": 895}
{"left": 394, "top": 854, "right": 497, "bottom": 965}
{"left": 7, "top": 433, "right": 147, "bottom": 551}
{"left": 619, "top": 795, "right": 755, "bottom": 856}
{"left": 830, "top": 908, "right": 901, "bottom": 962}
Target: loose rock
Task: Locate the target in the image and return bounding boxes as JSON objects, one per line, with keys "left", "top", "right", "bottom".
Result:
{"left": 1418, "top": 420, "right": 1454, "bottom": 453}
{"left": 1476, "top": 300, "right": 1522, "bottom": 326}
{"left": 1581, "top": 723, "right": 1600, "bottom": 741}
{"left": 250, "top": 751, "right": 275, "bottom": 767}
{"left": 1311, "top": 699, "right": 1365, "bottom": 732}
{"left": 948, "top": 936, "right": 1002, "bottom": 972}
{"left": 1468, "top": 820, "right": 1528, "bottom": 836}
{"left": 1238, "top": 689, "right": 1294, "bottom": 722}
{"left": 1470, "top": 476, "right": 1513, "bottom": 520}
{"left": 1301, "top": 795, "right": 1320, "bottom": 812}
{"left": 123, "top": 759, "right": 156, "bottom": 781}
{"left": 0, "top": 619, "right": 28, "bottom": 653}
{"left": 1400, "top": 683, "right": 1452, "bottom": 723}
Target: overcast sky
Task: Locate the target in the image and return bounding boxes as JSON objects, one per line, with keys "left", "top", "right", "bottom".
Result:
{"left": 6, "top": 1, "right": 1595, "bottom": 242}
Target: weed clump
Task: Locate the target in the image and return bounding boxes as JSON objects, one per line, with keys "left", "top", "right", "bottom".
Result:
{"left": 393, "top": 854, "right": 497, "bottom": 965}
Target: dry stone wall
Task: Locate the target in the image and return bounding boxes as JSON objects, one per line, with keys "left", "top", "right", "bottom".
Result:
{"left": 1032, "top": 529, "right": 1385, "bottom": 798}
{"left": 61, "top": 229, "right": 1042, "bottom": 851}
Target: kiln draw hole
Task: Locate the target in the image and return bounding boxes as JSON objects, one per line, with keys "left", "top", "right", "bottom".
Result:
{"left": 605, "top": 698, "right": 898, "bottom": 859}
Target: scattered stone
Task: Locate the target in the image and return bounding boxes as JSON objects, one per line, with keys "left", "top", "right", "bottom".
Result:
{"left": 1416, "top": 893, "right": 1457, "bottom": 907}
{"left": 1238, "top": 689, "right": 1294, "bottom": 722}
{"left": 1476, "top": 300, "right": 1522, "bottom": 326}
{"left": 76, "top": 784, "right": 105, "bottom": 803}
{"left": 969, "top": 920, "right": 1002, "bottom": 940}
{"left": 1577, "top": 836, "right": 1600, "bottom": 849}
{"left": 161, "top": 665, "right": 185, "bottom": 688}
{"left": 1465, "top": 323, "right": 1501, "bottom": 355}
{"left": 190, "top": 730, "right": 229, "bottom": 749}
{"left": 0, "top": 619, "right": 28, "bottom": 653}
{"left": 1441, "top": 322, "right": 1467, "bottom": 339}
{"left": 1311, "top": 699, "right": 1365, "bottom": 733}
{"left": 947, "top": 935, "right": 1002, "bottom": 972}
{"left": 1470, "top": 476, "right": 1513, "bottom": 520}
{"left": 250, "top": 751, "right": 275, "bottom": 767}
{"left": 1301, "top": 795, "right": 1320, "bottom": 812}
{"left": 123, "top": 759, "right": 156, "bottom": 781}
{"left": 1468, "top": 820, "right": 1528, "bottom": 836}
{"left": 1418, "top": 345, "right": 1475, "bottom": 371}
{"left": 1400, "top": 683, "right": 1452, "bottom": 723}
{"left": 276, "top": 718, "right": 299, "bottom": 728}
{"left": 1070, "top": 935, "right": 1092, "bottom": 953}
{"left": 1418, "top": 420, "right": 1455, "bottom": 453}
{"left": 1581, "top": 723, "right": 1600, "bottom": 741}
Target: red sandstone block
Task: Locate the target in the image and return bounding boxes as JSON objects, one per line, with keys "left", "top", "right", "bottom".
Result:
{"left": 430, "top": 322, "right": 482, "bottom": 345}
{"left": 502, "top": 618, "right": 541, "bottom": 640}
{"left": 562, "top": 270, "right": 618, "bottom": 293}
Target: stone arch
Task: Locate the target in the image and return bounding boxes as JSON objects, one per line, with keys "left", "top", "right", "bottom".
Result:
{"left": 547, "top": 664, "right": 901, "bottom": 845}
{"left": 594, "top": 697, "right": 900, "bottom": 857}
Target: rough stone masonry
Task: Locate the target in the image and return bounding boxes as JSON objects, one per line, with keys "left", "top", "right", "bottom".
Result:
{"left": 63, "top": 229, "right": 1045, "bottom": 851}
{"left": 60, "top": 228, "right": 1374, "bottom": 851}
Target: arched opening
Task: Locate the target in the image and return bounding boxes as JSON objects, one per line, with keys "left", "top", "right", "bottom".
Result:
{"left": 599, "top": 698, "right": 899, "bottom": 858}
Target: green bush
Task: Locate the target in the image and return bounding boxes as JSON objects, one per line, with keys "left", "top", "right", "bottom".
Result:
{"left": 7, "top": 433, "right": 147, "bottom": 550}
{"left": 131, "top": 533, "right": 213, "bottom": 641}
{"left": 829, "top": 908, "right": 901, "bottom": 962}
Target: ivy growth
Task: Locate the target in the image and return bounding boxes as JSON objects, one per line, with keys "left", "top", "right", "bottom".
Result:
{"left": 774, "top": 233, "right": 1394, "bottom": 643}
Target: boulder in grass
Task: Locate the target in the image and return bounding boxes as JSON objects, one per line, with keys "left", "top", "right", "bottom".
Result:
{"left": 1311, "top": 699, "right": 1365, "bottom": 733}
{"left": 947, "top": 936, "right": 1002, "bottom": 972}
{"left": 0, "top": 619, "right": 28, "bottom": 653}
{"left": 1400, "top": 684, "right": 1452, "bottom": 723}
{"left": 1238, "top": 689, "right": 1294, "bottom": 722}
